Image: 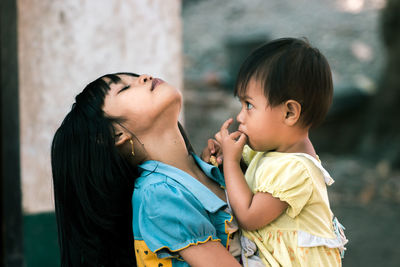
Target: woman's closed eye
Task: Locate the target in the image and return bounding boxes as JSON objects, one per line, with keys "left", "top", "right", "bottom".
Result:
{"left": 117, "top": 85, "right": 131, "bottom": 94}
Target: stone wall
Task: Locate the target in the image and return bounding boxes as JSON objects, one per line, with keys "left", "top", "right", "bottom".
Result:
{"left": 18, "top": 0, "right": 182, "bottom": 213}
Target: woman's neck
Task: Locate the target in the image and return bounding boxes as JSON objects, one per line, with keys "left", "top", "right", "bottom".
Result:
{"left": 136, "top": 122, "right": 227, "bottom": 202}
{"left": 137, "top": 123, "right": 198, "bottom": 172}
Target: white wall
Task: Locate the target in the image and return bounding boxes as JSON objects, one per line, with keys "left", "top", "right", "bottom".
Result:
{"left": 18, "top": 0, "right": 182, "bottom": 213}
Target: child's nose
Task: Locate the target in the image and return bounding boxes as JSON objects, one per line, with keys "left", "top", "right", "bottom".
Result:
{"left": 236, "top": 110, "right": 244, "bottom": 124}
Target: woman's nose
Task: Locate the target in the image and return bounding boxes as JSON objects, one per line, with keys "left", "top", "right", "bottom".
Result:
{"left": 138, "top": 74, "right": 153, "bottom": 84}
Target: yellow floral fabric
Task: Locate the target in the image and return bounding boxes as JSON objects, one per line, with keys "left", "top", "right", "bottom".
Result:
{"left": 241, "top": 146, "right": 342, "bottom": 267}
{"left": 135, "top": 240, "right": 173, "bottom": 267}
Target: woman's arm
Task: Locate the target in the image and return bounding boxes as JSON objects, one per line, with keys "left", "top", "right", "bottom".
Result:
{"left": 201, "top": 138, "right": 248, "bottom": 173}
{"left": 179, "top": 240, "right": 241, "bottom": 267}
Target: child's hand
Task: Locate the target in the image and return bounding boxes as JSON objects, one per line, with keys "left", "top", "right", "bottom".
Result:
{"left": 215, "top": 118, "right": 247, "bottom": 163}
{"left": 200, "top": 138, "right": 223, "bottom": 166}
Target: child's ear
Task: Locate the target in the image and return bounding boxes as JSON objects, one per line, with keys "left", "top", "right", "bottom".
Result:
{"left": 283, "top": 100, "right": 301, "bottom": 126}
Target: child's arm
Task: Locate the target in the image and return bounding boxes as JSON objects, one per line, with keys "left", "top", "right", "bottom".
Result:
{"left": 217, "top": 119, "right": 288, "bottom": 231}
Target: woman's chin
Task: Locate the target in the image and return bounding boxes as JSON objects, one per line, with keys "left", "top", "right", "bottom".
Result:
{"left": 167, "top": 91, "right": 183, "bottom": 113}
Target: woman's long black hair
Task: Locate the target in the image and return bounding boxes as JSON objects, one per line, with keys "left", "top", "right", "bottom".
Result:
{"left": 52, "top": 73, "right": 138, "bottom": 266}
{"left": 51, "top": 72, "right": 194, "bottom": 266}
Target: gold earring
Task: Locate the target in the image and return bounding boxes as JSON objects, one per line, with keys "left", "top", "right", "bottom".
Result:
{"left": 129, "top": 139, "right": 135, "bottom": 156}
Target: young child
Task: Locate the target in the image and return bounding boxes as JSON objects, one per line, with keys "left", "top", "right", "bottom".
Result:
{"left": 204, "top": 37, "right": 347, "bottom": 266}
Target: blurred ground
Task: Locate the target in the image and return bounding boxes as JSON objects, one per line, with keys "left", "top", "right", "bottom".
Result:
{"left": 324, "top": 155, "right": 400, "bottom": 266}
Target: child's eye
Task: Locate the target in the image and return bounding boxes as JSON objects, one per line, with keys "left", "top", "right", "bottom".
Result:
{"left": 246, "top": 102, "right": 254, "bottom": 110}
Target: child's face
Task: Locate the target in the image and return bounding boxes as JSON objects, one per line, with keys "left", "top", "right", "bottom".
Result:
{"left": 236, "top": 79, "right": 286, "bottom": 151}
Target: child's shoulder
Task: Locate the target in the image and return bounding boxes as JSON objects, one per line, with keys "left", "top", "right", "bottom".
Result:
{"left": 256, "top": 152, "right": 319, "bottom": 178}
{"left": 261, "top": 152, "right": 334, "bottom": 186}
{"left": 263, "top": 151, "right": 314, "bottom": 167}
{"left": 250, "top": 153, "right": 315, "bottom": 197}
{"left": 244, "top": 148, "right": 329, "bottom": 180}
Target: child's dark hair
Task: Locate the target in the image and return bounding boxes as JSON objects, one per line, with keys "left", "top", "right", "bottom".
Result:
{"left": 51, "top": 72, "right": 193, "bottom": 266}
{"left": 235, "top": 37, "right": 333, "bottom": 128}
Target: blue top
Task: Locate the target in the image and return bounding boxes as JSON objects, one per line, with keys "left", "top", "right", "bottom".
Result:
{"left": 132, "top": 153, "right": 233, "bottom": 267}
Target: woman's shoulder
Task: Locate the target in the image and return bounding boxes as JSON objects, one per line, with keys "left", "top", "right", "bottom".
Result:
{"left": 135, "top": 170, "right": 188, "bottom": 198}
{"left": 135, "top": 159, "right": 228, "bottom": 214}
{"left": 133, "top": 173, "right": 205, "bottom": 221}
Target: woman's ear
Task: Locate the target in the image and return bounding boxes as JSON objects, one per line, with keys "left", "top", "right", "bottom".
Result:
{"left": 113, "top": 123, "right": 131, "bottom": 146}
{"left": 114, "top": 131, "right": 130, "bottom": 146}
{"left": 283, "top": 100, "right": 301, "bottom": 126}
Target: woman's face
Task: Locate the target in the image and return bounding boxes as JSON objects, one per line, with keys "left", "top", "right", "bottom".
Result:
{"left": 102, "top": 74, "right": 182, "bottom": 135}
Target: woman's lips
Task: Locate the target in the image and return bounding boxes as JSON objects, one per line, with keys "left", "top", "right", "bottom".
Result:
{"left": 151, "top": 78, "right": 164, "bottom": 91}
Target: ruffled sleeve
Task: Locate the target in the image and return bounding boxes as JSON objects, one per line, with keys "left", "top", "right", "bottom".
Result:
{"left": 254, "top": 156, "right": 313, "bottom": 218}
{"left": 137, "top": 181, "right": 220, "bottom": 259}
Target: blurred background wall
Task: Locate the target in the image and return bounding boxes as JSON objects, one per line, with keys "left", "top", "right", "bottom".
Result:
{"left": 16, "top": 0, "right": 182, "bottom": 265}
{"left": 18, "top": 0, "right": 182, "bottom": 214}
{"left": 182, "top": 0, "right": 384, "bottom": 153}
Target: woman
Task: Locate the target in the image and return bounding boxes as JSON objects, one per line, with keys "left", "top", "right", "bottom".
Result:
{"left": 51, "top": 72, "right": 241, "bottom": 267}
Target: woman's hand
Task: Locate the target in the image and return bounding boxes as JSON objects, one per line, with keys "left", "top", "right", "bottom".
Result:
{"left": 215, "top": 118, "right": 247, "bottom": 164}
{"left": 200, "top": 138, "right": 223, "bottom": 166}
{"left": 179, "top": 240, "right": 241, "bottom": 267}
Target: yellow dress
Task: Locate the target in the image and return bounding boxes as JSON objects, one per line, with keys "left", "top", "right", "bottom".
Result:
{"left": 240, "top": 146, "right": 347, "bottom": 267}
